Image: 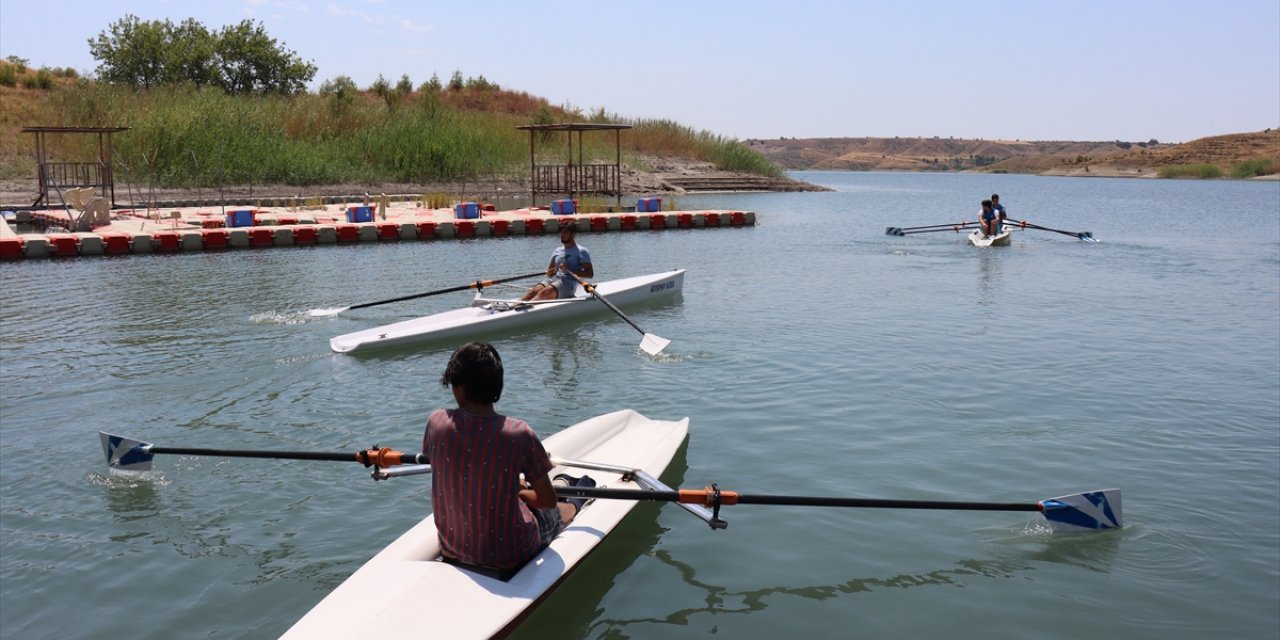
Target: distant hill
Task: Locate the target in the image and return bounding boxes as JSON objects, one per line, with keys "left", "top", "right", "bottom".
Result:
{"left": 745, "top": 130, "right": 1280, "bottom": 178}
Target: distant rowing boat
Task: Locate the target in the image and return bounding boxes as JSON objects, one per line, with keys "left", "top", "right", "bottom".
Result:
{"left": 969, "top": 227, "right": 1012, "bottom": 247}
{"left": 329, "top": 269, "right": 686, "bottom": 354}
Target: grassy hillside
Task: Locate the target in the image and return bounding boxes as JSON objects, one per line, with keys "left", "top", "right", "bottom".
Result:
{"left": 0, "top": 60, "right": 781, "bottom": 189}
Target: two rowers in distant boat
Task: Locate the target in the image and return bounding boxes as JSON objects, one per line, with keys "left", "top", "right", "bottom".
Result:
{"left": 978, "top": 193, "right": 1008, "bottom": 239}
{"left": 521, "top": 222, "right": 594, "bottom": 302}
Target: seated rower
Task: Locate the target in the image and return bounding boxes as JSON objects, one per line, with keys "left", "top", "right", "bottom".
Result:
{"left": 422, "top": 342, "right": 584, "bottom": 574}
{"left": 521, "top": 221, "right": 593, "bottom": 301}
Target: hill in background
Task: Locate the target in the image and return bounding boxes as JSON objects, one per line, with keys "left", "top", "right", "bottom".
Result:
{"left": 746, "top": 130, "right": 1280, "bottom": 178}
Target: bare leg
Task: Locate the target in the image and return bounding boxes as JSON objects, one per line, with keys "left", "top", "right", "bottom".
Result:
{"left": 521, "top": 284, "right": 550, "bottom": 301}
{"left": 557, "top": 502, "right": 577, "bottom": 524}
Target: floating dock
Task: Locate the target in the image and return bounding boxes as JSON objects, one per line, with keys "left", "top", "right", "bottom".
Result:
{"left": 0, "top": 200, "right": 756, "bottom": 260}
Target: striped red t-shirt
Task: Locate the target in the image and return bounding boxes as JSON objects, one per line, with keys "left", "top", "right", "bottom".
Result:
{"left": 423, "top": 408, "right": 554, "bottom": 569}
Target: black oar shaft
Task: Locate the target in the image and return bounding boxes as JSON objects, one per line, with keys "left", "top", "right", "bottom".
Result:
{"left": 347, "top": 272, "right": 543, "bottom": 311}
{"left": 1007, "top": 219, "right": 1090, "bottom": 239}
{"left": 554, "top": 486, "right": 1043, "bottom": 512}
{"left": 899, "top": 221, "right": 976, "bottom": 231}
{"left": 900, "top": 225, "right": 978, "bottom": 235}
{"left": 570, "top": 273, "right": 649, "bottom": 336}
{"left": 148, "top": 446, "right": 430, "bottom": 466}
{"left": 735, "top": 494, "right": 1041, "bottom": 512}
{"left": 151, "top": 446, "right": 361, "bottom": 463}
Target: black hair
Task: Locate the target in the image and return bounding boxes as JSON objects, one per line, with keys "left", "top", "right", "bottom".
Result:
{"left": 440, "top": 342, "right": 504, "bottom": 403}
{"left": 991, "top": 193, "right": 1000, "bottom": 200}
{"left": 982, "top": 199, "right": 993, "bottom": 207}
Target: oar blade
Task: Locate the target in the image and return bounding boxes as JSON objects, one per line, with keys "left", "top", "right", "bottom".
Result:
{"left": 99, "top": 432, "right": 155, "bottom": 472}
{"left": 885, "top": 227, "right": 904, "bottom": 236}
{"left": 640, "top": 333, "right": 671, "bottom": 355}
{"left": 1039, "top": 488, "right": 1122, "bottom": 532}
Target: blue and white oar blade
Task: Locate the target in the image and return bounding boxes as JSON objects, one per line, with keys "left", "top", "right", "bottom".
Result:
{"left": 1039, "top": 489, "right": 1122, "bottom": 533}
{"left": 99, "top": 432, "right": 155, "bottom": 472}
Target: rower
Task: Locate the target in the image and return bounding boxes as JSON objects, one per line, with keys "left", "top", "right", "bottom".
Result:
{"left": 521, "top": 220, "right": 593, "bottom": 301}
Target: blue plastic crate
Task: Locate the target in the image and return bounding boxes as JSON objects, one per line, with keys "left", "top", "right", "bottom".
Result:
{"left": 454, "top": 202, "right": 479, "bottom": 219}
{"left": 552, "top": 199, "right": 576, "bottom": 215}
{"left": 637, "top": 197, "right": 662, "bottom": 212}
{"left": 226, "top": 209, "right": 255, "bottom": 227}
{"left": 346, "top": 206, "right": 373, "bottom": 223}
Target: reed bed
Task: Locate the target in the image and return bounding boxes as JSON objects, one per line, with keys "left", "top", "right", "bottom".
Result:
{"left": 2, "top": 81, "right": 781, "bottom": 189}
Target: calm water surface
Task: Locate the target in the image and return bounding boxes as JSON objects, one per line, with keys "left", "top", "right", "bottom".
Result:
{"left": 2, "top": 172, "right": 1277, "bottom": 639}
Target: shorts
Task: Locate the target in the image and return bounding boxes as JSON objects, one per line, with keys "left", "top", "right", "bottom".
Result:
{"left": 538, "top": 275, "right": 577, "bottom": 299}
{"left": 532, "top": 505, "right": 566, "bottom": 545}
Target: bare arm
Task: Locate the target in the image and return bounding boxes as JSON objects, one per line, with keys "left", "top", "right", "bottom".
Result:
{"left": 519, "top": 473, "right": 559, "bottom": 510}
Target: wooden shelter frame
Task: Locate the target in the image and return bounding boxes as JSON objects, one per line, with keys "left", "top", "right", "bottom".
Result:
{"left": 515, "top": 122, "right": 632, "bottom": 206}
{"left": 22, "top": 126, "right": 130, "bottom": 208}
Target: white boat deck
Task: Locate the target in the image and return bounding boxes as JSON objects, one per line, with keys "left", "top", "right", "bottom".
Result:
{"left": 279, "top": 409, "right": 692, "bottom": 639}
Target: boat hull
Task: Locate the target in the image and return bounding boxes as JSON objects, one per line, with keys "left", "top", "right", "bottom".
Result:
{"left": 329, "top": 269, "right": 685, "bottom": 353}
{"left": 969, "top": 228, "right": 1012, "bottom": 247}
{"left": 279, "top": 409, "right": 690, "bottom": 640}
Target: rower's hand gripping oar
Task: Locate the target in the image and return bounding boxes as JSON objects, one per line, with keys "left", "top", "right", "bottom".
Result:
{"left": 1006, "top": 218, "right": 1097, "bottom": 242}
{"left": 552, "top": 484, "right": 1122, "bottom": 534}
{"left": 99, "top": 432, "right": 430, "bottom": 480}
{"left": 567, "top": 271, "right": 671, "bottom": 355}
{"left": 886, "top": 222, "right": 980, "bottom": 236}
{"left": 308, "top": 271, "right": 544, "bottom": 317}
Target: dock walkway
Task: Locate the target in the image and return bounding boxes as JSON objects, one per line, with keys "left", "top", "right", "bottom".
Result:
{"left": 0, "top": 199, "right": 755, "bottom": 260}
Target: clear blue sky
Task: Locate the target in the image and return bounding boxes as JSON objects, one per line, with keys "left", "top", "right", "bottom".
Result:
{"left": 2, "top": 0, "right": 1277, "bottom": 143}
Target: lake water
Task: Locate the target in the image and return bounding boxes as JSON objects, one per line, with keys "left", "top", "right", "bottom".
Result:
{"left": 1, "top": 171, "right": 1277, "bottom": 639}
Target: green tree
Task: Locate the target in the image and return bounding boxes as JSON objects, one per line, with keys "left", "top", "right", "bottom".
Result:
{"left": 165, "top": 18, "right": 218, "bottom": 86}
{"left": 88, "top": 15, "right": 170, "bottom": 88}
{"left": 319, "top": 75, "right": 358, "bottom": 115}
{"left": 213, "top": 19, "right": 315, "bottom": 94}
{"left": 447, "top": 69, "right": 464, "bottom": 91}
{"left": 395, "top": 74, "right": 413, "bottom": 95}
{"left": 419, "top": 73, "right": 442, "bottom": 94}
{"left": 88, "top": 15, "right": 315, "bottom": 93}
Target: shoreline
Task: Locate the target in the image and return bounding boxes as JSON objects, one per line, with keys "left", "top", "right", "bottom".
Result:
{"left": 0, "top": 157, "right": 830, "bottom": 210}
{"left": 4, "top": 166, "right": 1274, "bottom": 211}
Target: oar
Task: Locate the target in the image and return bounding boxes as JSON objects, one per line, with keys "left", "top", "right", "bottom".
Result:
{"left": 1006, "top": 218, "right": 1097, "bottom": 242}
{"left": 553, "top": 485, "right": 1122, "bottom": 533}
{"left": 99, "top": 432, "right": 428, "bottom": 472}
{"left": 886, "top": 221, "right": 978, "bottom": 235}
{"left": 309, "top": 272, "right": 544, "bottom": 317}
{"left": 887, "top": 222, "right": 980, "bottom": 236}
{"left": 568, "top": 272, "right": 670, "bottom": 355}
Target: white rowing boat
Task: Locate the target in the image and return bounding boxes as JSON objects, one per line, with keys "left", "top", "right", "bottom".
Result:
{"left": 278, "top": 409, "right": 706, "bottom": 640}
{"left": 969, "top": 227, "right": 1012, "bottom": 247}
{"left": 329, "top": 269, "right": 686, "bottom": 354}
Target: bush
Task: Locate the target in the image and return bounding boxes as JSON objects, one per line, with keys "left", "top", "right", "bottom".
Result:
{"left": 1157, "top": 163, "right": 1223, "bottom": 179}
{"left": 33, "top": 69, "right": 54, "bottom": 90}
{"left": 0, "top": 65, "right": 16, "bottom": 87}
{"left": 1232, "top": 158, "right": 1277, "bottom": 178}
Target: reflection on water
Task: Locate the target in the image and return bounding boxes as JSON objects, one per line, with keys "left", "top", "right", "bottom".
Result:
{"left": 975, "top": 247, "right": 1002, "bottom": 306}
{"left": 579, "top": 529, "right": 1121, "bottom": 637}
{"left": 508, "top": 442, "right": 691, "bottom": 640}
{"left": 545, "top": 332, "right": 604, "bottom": 391}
